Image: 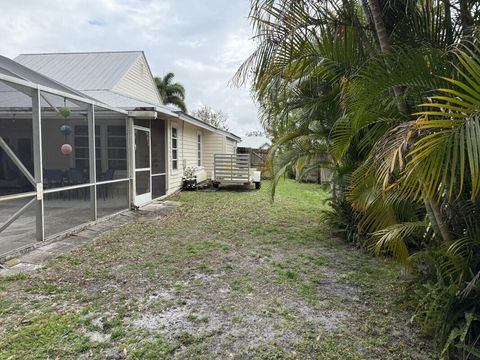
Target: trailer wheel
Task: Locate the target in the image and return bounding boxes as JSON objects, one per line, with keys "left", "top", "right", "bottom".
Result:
{"left": 212, "top": 181, "right": 220, "bottom": 189}
{"left": 255, "top": 182, "right": 261, "bottom": 189}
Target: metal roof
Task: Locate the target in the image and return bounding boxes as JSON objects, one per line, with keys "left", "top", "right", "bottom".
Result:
{"left": 15, "top": 51, "right": 142, "bottom": 91}
{"left": 0, "top": 54, "right": 89, "bottom": 98}
{"left": 239, "top": 135, "right": 271, "bottom": 149}
{"left": 0, "top": 56, "right": 128, "bottom": 114}
{"left": 2, "top": 52, "right": 241, "bottom": 138}
{"left": 82, "top": 90, "right": 174, "bottom": 114}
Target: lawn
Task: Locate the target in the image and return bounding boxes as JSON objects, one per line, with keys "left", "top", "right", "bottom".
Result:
{"left": 0, "top": 180, "right": 433, "bottom": 359}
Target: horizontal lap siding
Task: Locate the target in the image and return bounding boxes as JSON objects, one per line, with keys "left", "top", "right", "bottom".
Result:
{"left": 203, "top": 132, "right": 226, "bottom": 178}
{"left": 166, "top": 121, "right": 207, "bottom": 194}
{"left": 166, "top": 121, "right": 238, "bottom": 194}
{"left": 226, "top": 138, "right": 237, "bottom": 155}
{"left": 182, "top": 123, "right": 201, "bottom": 169}
{"left": 112, "top": 55, "right": 162, "bottom": 105}
{"left": 167, "top": 119, "right": 183, "bottom": 195}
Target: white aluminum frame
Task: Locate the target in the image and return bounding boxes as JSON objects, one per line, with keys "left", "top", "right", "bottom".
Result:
{"left": 0, "top": 74, "right": 132, "bottom": 254}
{"left": 150, "top": 119, "right": 167, "bottom": 198}
{"left": 133, "top": 125, "right": 152, "bottom": 206}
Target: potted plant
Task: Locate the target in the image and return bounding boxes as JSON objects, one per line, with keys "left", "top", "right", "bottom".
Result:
{"left": 182, "top": 167, "right": 197, "bottom": 190}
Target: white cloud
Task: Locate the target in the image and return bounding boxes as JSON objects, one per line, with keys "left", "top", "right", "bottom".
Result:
{"left": 0, "top": 0, "right": 262, "bottom": 135}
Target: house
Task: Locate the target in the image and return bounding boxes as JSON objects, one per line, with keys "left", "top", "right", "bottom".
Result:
{"left": 0, "top": 51, "right": 240, "bottom": 257}
{"left": 237, "top": 135, "right": 271, "bottom": 169}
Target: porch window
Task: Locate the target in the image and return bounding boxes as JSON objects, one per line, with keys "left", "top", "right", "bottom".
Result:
{"left": 171, "top": 125, "right": 178, "bottom": 170}
{"left": 106, "top": 125, "right": 127, "bottom": 171}
{"left": 197, "top": 133, "right": 202, "bottom": 166}
{"left": 74, "top": 125, "right": 100, "bottom": 172}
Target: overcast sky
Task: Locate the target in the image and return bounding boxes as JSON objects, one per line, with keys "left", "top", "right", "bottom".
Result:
{"left": 0, "top": 0, "right": 260, "bottom": 135}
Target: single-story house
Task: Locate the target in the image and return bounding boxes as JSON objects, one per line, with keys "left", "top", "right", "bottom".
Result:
{"left": 0, "top": 51, "right": 240, "bottom": 257}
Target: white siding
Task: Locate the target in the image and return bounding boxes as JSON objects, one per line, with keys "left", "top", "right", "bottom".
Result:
{"left": 182, "top": 123, "right": 202, "bottom": 169}
{"left": 165, "top": 121, "right": 239, "bottom": 194}
{"left": 203, "top": 132, "right": 226, "bottom": 179}
{"left": 166, "top": 119, "right": 183, "bottom": 195}
{"left": 113, "top": 54, "right": 162, "bottom": 105}
{"left": 226, "top": 138, "right": 237, "bottom": 155}
{"left": 166, "top": 121, "right": 207, "bottom": 194}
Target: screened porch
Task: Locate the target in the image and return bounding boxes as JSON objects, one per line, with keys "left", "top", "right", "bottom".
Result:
{"left": 0, "top": 73, "right": 134, "bottom": 257}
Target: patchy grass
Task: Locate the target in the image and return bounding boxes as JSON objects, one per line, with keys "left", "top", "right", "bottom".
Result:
{"left": 0, "top": 180, "right": 433, "bottom": 359}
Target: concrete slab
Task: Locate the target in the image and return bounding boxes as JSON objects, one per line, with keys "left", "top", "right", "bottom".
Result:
{"left": 1, "top": 263, "right": 42, "bottom": 276}
{"left": 40, "top": 240, "right": 83, "bottom": 253}
{"left": 0, "top": 199, "right": 181, "bottom": 276}
{"left": 17, "top": 249, "right": 56, "bottom": 265}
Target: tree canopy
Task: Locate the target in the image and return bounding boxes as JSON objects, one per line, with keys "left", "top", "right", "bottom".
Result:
{"left": 237, "top": 0, "right": 480, "bottom": 356}
{"left": 192, "top": 105, "right": 229, "bottom": 131}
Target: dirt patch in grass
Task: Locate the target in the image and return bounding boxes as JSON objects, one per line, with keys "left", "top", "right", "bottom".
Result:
{"left": 0, "top": 180, "right": 433, "bottom": 359}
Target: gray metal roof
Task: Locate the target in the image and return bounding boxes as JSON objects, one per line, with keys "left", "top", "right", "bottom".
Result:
{"left": 15, "top": 51, "right": 142, "bottom": 91}
{"left": 0, "top": 54, "right": 89, "bottom": 98}
{"left": 83, "top": 90, "right": 174, "bottom": 113}
{"left": 239, "top": 135, "right": 271, "bottom": 149}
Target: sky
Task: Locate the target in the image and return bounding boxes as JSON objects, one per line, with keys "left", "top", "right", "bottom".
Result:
{"left": 0, "top": 0, "right": 260, "bottom": 135}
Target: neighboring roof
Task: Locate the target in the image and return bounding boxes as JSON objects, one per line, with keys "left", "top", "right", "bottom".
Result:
{"left": 175, "top": 111, "right": 241, "bottom": 142}
{"left": 15, "top": 51, "right": 142, "bottom": 91}
{"left": 239, "top": 135, "right": 271, "bottom": 149}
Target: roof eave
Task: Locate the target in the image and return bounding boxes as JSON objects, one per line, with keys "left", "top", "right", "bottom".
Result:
{"left": 175, "top": 111, "right": 241, "bottom": 141}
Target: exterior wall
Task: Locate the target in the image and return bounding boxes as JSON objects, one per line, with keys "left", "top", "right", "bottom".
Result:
{"left": 165, "top": 120, "right": 238, "bottom": 195}
{"left": 181, "top": 122, "right": 202, "bottom": 169}
{"left": 226, "top": 138, "right": 237, "bottom": 154}
{"left": 166, "top": 119, "right": 183, "bottom": 195}
{"left": 113, "top": 55, "right": 162, "bottom": 105}
{"left": 166, "top": 121, "right": 208, "bottom": 194}
{"left": 203, "top": 132, "right": 226, "bottom": 178}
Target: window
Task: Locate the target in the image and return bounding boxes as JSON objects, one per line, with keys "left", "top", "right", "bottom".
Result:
{"left": 106, "top": 125, "right": 127, "bottom": 171}
{"left": 197, "top": 133, "right": 202, "bottom": 166}
{"left": 171, "top": 125, "right": 178, "bottom": 170}
{"left": 74, "top": 125, "right": 100, "bottom": 171}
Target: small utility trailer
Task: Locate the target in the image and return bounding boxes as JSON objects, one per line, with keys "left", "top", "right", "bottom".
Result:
{"left": 212, "top": 153, "right": 262, "bottom": 189}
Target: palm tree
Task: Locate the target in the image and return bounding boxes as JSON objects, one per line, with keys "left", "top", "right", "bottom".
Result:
{"left": 236, "top": 0, "right": 480, "bottom": 356}
{"left": 154, "top": 73, "right": 187, "bottom": 112}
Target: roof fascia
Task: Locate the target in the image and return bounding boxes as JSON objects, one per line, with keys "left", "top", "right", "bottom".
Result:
{"left": 175, "top": 112, "right": 241, "bottom": 141}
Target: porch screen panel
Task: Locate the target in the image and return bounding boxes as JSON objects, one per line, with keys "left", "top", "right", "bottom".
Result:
{"left": 152, "top": 175, "right": 166, "bottom": 198}
{"left": 151, "top": 119, "right": 166, "bottom": 198}
{"left": 96, "top": 180, "right": 129, "bottom": 218}
{"left": 135, "top": 171, "right": 150, "bottom": 196}
{"left": 0, "top": 79, "right": 38, "bottom": 256}
{"left": 44, "top": 187, "right": 91, "bottom": 238}
{"left": 41, "top": 93, "right": 91, "bottom": 190}
{"left": 0, "top": 117, "right": 35, "bottom": 197}
{"left": 94, "top": 116, "right": 128, "bottom": 182}
{"left": 0, "top": 80, "right": 35, "bottom": 197}
{"left": 0, "top": 197, "right": 36, "bottom": 256}
{"left": 151, "top": 120, "right": 166, "bottom": 174}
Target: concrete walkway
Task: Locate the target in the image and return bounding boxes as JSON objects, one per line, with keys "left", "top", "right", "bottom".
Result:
{"left": 0, "top": 200, "right": 180, "bottom": 276}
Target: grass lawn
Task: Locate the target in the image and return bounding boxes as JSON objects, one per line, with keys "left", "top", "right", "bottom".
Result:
{"left": 0, "top": 180, "right": 433, "bottom": 359}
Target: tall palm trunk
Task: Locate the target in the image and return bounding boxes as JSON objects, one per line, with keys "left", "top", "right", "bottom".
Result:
{"left": 367, "top": 0, "right": 409, "bottom": 114}
{"left": 424, "top": 198, "right": 451, "bottom": 243}
{"left": 367, "top": 0, "right": 451, "bottom": 242}
{"left": 442, "top": 0, "right": 454, "bottom": 45}
{"left": 367, "top": 0, "right": 390, "bottom": 52}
